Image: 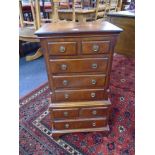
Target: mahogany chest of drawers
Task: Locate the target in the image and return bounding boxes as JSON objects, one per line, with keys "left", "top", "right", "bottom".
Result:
{"left": 35, "top": 21, "right": 122, "bottom": 139}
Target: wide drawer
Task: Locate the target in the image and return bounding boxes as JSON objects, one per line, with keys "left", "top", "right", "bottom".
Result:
{"left": 52, "top": 108, "right": 79, "bottom": 119}
{"left": 82, "top": 40, "right": 110, "bottom": 55}
{"left": 52, "top": 74, "right": 106, "bottom": 89}
{"left": 49, "top": 58, "right": 109, "bottom": 74}
{"left": 47, "top": 42, "right": 77, "bottom": 56}
{"left": 80, "top": 107, "right": 109, "bottom": 118}
{"left": 54, "top": 89, "right": 108, "bottom": 102}
{"left": 53, "top": 118, "right": 107, "bottom": 130}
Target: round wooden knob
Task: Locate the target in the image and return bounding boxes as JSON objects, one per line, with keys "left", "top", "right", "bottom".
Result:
{"left": 91, "top": 79, "right": 96, "bottom": 85}
{"left": 59, "top": 46, "right": 66, "bottom": 53}
{"left": 61, "top": 64, "right": 67, "bottom": 70}
{"left": 63, "top": 80, "right": 68, "bottom": 86}
{"left": 92, "top": 110, "right": 97, "bottom": 115}
{"left": 63, "top": 111, "right": 68, "bottom": 116}
{"left": 91, "top": 92, "right": 96, "bottom": 98}
{"left": 91, "top": 63, "right": 98, "bottom": 69}
{"left": 65, "top": 123, "right": 69, "bottom": 128}
{"left": 93, "top": 44, "right": 99, "bottom": 52}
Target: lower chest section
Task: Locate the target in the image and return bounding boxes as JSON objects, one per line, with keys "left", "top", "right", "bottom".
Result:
{"left": 49, "top": 101, "right": 111, "bottom": 132}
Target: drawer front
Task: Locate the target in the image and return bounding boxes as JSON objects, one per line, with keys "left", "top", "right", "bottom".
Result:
{"left": 54, "top": 89, "right": 108, "bottom": 102}
{"left": 80, "top": 107, "right": 109, "bottom": 117}
{"left": 53, "top": 118, "right": 107, "bottom": 130}
{"left": 47, "top": 42, "right": 77, "bottom": 56}
{"left": 50, "top": 58, "right": 108, "bottom": 74}
{"left": 53, "top": 74, "right": 106, "bottom": 89}
{"left": 52, "top": 108, "right": 79, "bottom": 119}
{"left": 82, "top": 40, "right": 110, "bottom": 55}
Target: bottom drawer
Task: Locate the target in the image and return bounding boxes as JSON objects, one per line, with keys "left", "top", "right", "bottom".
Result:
{"left": 53, "top": 118, "right": 107, "bottom": 130}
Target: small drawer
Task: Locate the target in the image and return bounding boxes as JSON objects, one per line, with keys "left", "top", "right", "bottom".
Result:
{"left": 50, "top": 58, "right": 108, "bottom": 74}
{"left": 82, "top": 40, "right": 110, "bottom": 55}
{"left": 80, "top": 107, "right": 109, "bottom": 117}
{"left": 53, "top": 74, "right": 106, "bottom": 89}
{"left": 53, "top": 118, "right": 107, "bottom": 130}
{"left": 54, "top": 89, "right": 108, "bottom": 102}
{"left": 52, "top": 108, "right": 79, "bottom": 119}
{"left": 47, "top": 42, "right": 77, "bottom": 56}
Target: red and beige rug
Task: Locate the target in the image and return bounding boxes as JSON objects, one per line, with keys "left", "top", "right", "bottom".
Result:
{"left": 19, "top": 54, "right": 135, "bottom": 155}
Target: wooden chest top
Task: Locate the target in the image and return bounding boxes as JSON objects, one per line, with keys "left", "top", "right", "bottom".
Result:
{"left": 35, "top": 21, "right": 123, "bottom": 37}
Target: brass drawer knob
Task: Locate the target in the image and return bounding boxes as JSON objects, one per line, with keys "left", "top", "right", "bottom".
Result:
{"left": 63, "top": 111, "right": 68, "bottom": 116}
{"left": 64, "top": 93, "right": 69, "bottom": 99}
{"left": 65, "top": 123, "right": 69, "bottom": 129}
{"left": 91, "top": 63, "right": 98, "bottom": 69}
{"left": 92, "top": 110, "right": 97, "bottom": 115}
{"left": 61, "top": 64, "right": 67, "bottom": 70}
{"left": 91, "top": 79, "right": 96, "bottom": 85}
{"left": 59, "top": 46, "right": 66, "bottom": 53}
{"left": 106, "top": 88, "right": 110, "bottom": 92}
{"left": 63, "top": 80, "right": 68, "bottom": 86}
{"left": 93, "top": 44, "right": 99, "bottom": 52}
{"left": 92, "top": 122, "right": 96, "bottom": 127}
{"left": 91, "top": 92, "right": 96, "bottom": 98}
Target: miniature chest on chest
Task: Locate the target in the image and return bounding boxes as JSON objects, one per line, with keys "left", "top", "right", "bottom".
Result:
{"left": 35, "top": 21, "right": 122, "bottom": 139}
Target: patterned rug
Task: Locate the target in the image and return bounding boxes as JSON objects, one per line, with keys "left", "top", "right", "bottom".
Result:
{"left": 19, "top": 54, "right": 135, "bottom": 155}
